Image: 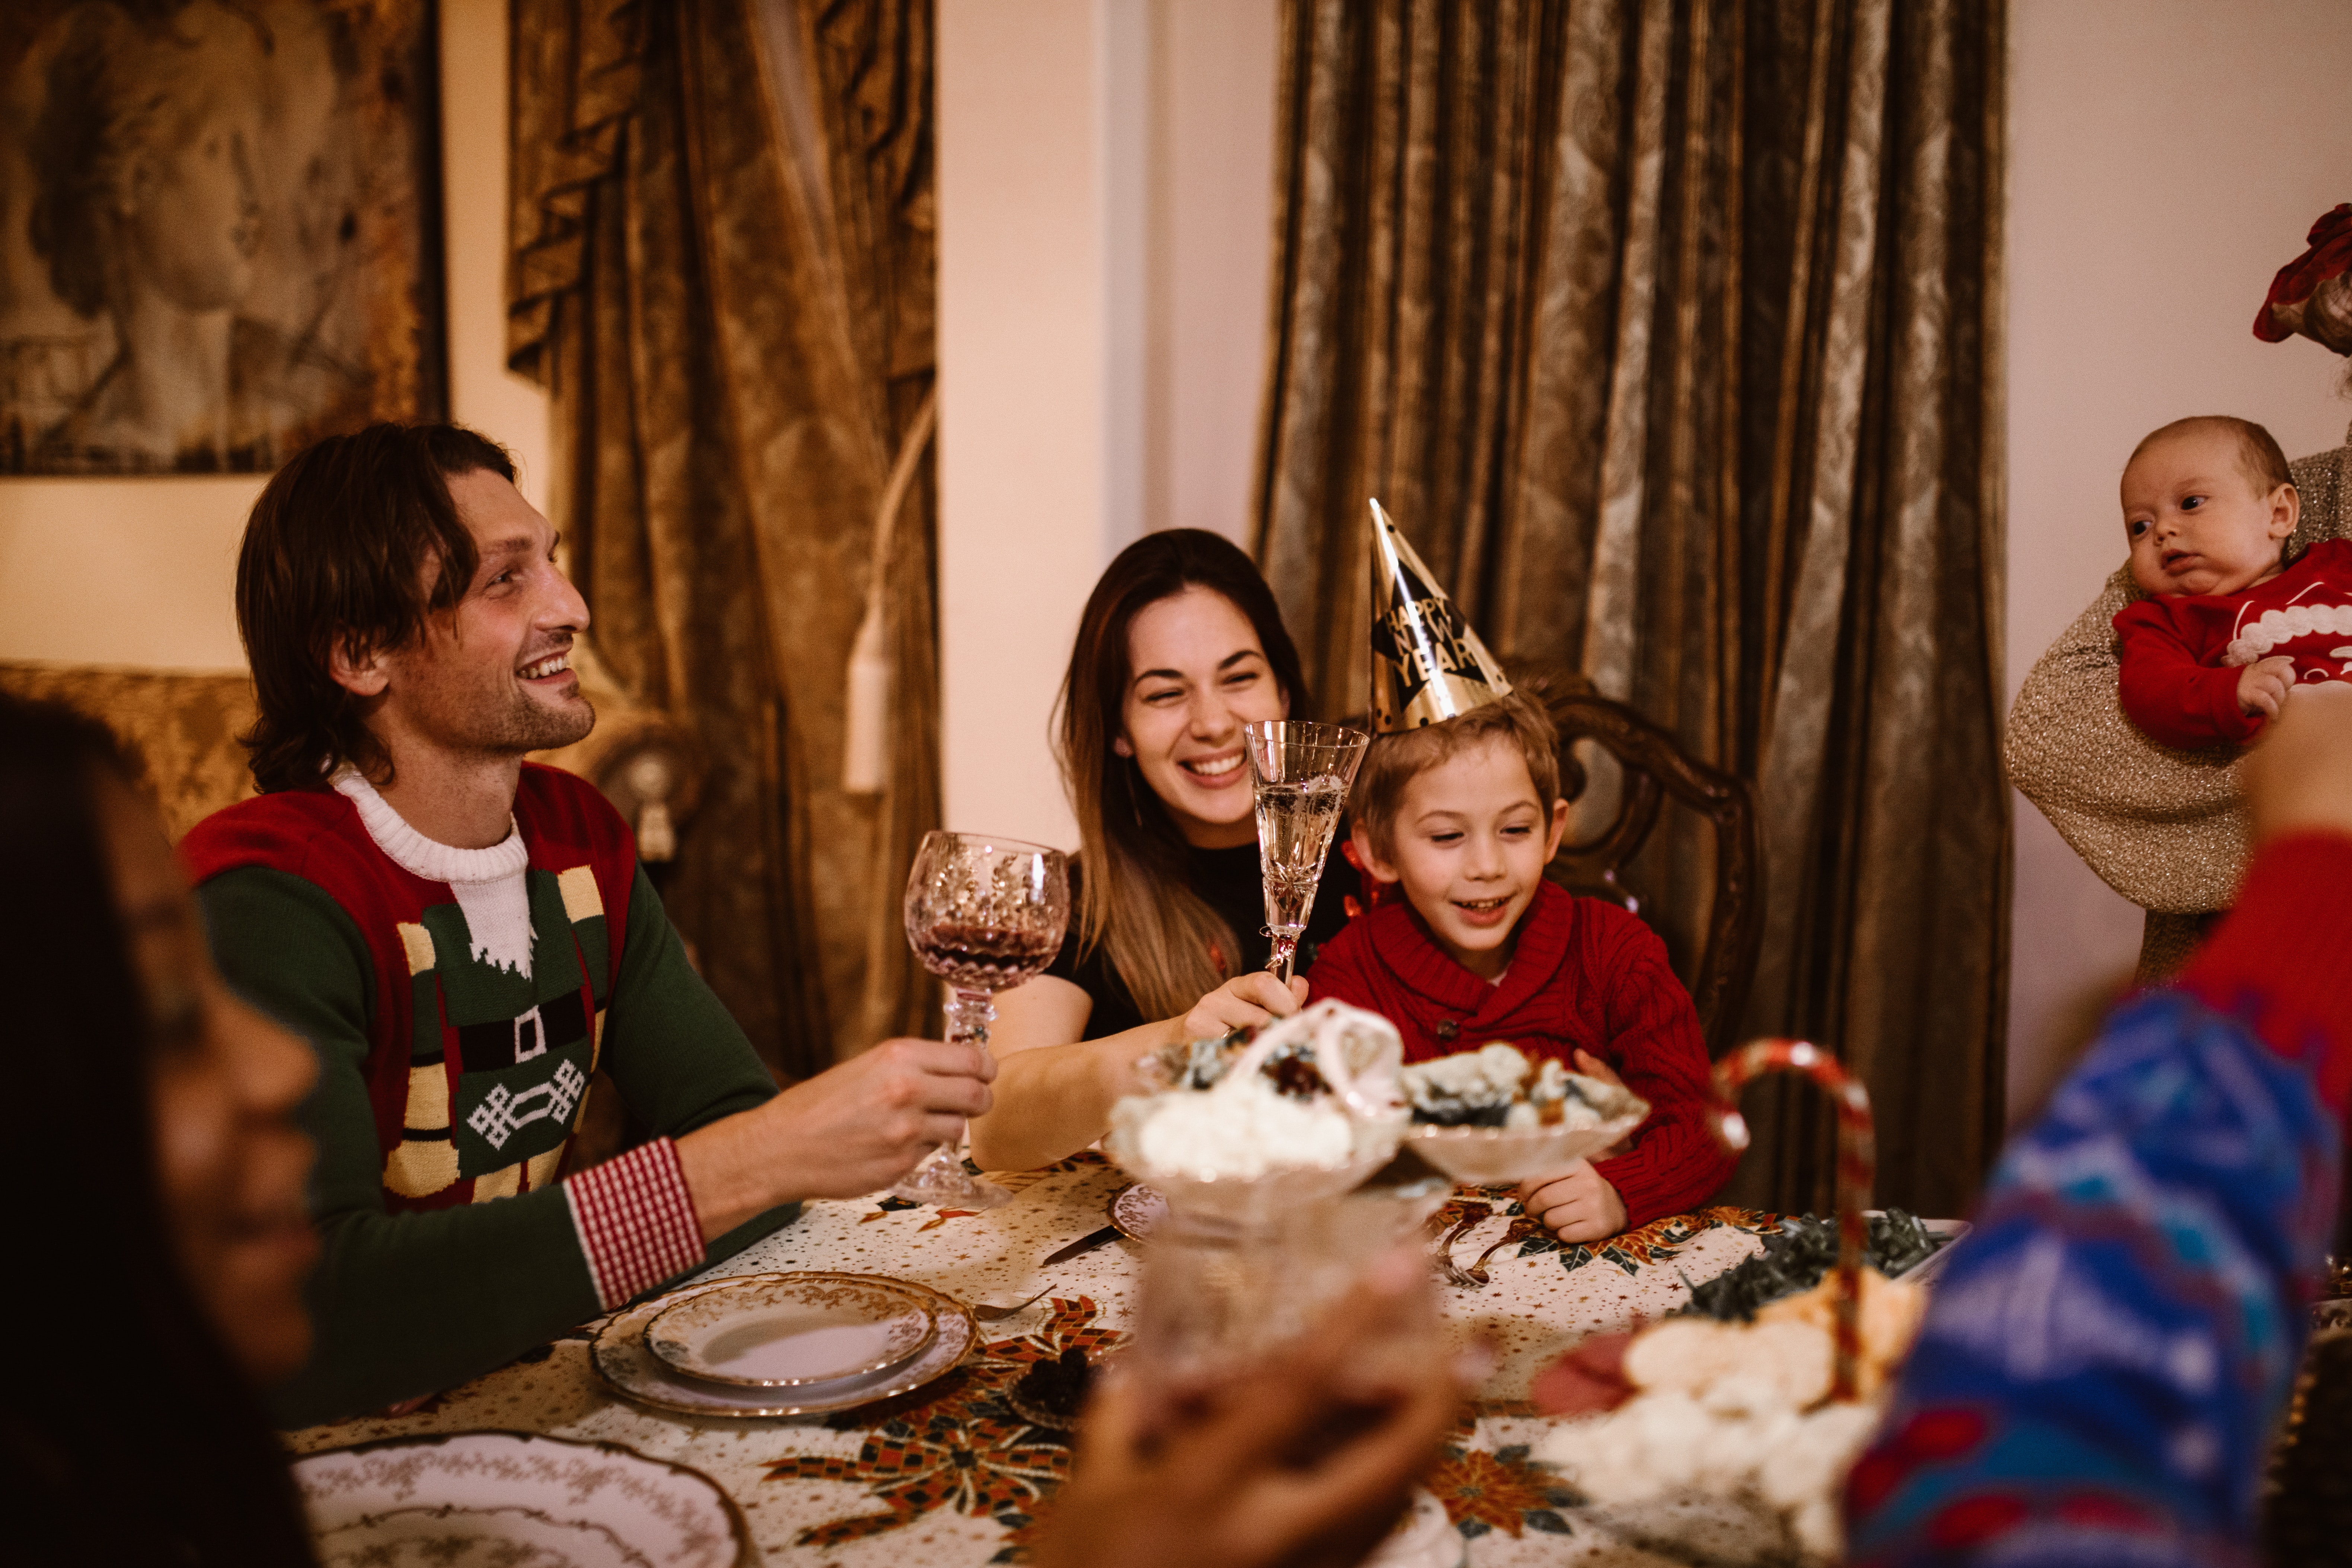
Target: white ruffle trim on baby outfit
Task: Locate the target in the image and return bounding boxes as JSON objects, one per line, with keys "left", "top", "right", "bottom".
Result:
{"left": 2221, "top": 602, "right": 2352, "bottom": 667}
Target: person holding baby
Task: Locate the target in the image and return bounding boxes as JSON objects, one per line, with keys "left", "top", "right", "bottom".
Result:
{"left": 2010, "top": 204, "right": 2352, "bottom": 976}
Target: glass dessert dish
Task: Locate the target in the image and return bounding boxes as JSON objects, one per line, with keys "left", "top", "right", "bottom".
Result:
{"left": 1400, "top": 1042, "right": 1651, "bottom": 1186}
{"left": 1104, "top": 1000, "right": 1410, "bottom": 1228}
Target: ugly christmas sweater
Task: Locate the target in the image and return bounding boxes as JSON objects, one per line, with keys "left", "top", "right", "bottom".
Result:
{"left": 1842, "top": 834, "right": 2352, "bottom": 1565}
{"left": 1303, "top": 880, "right": 1734, "bottom": 1227}
{"left": 183, "top": 763, "right": 791, "bottom": 1428}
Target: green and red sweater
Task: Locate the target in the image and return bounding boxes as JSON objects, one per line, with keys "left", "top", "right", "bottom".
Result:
{"left": 183, "top": 763, "right": 791, "bottom": 1428}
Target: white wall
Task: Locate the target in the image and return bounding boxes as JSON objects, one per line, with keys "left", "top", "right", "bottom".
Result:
{"left": 1145, "top": 0, "right": 1279, "bottom": 545}
{"left": 2005, "top": 0, "right": 2352, "bottom": 1119}
{"left": 0, "top": 0, "right": 548, "bottom": 672}
{"left": 937, "top": 0, "right": 1138, "bottom": 852}
{"left": 936, "top": 0, "right": 1280, "bottom": 849}
{"left": 439, "top": 0, "right": 554, "bottom": 514}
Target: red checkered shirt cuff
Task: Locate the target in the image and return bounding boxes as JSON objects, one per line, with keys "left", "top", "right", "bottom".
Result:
{"left": 562, "top": 1137, "right": 706, "bottom": 1311}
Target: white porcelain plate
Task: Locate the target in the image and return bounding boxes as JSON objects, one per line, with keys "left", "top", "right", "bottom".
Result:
{"left": 1108, "top": 1182, "right": 1167, "bottom": 1242}
{"left": 595, "top": 1272, "right": 975, "bottom": 1419}
{"left": 646, "top": 1273, "right": 936, "bottom": 1387}
{"left": 295, "top": 1430, "right": 747, "bottom": 1568}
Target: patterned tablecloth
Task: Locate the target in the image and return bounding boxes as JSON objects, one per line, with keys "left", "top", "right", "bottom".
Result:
{"left": 284, "top": 1152, "right": 1781, "bottom": 1565}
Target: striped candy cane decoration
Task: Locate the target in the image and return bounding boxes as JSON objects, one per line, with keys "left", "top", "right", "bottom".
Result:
{"left": 1709, "top": 1038, "right": 1876, "bottom": 1402}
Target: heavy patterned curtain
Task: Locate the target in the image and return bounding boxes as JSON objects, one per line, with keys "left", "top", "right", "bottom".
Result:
{"left": 508, "top": 0, "right": 939, "bottom": 1079}
{"left": 1256, "top": 0, "right": 2007, "bottom": 1216}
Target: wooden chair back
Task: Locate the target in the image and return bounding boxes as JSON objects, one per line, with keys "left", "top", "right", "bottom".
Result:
{"left": 1516, "top": 667, "right": 1764, "bottom": 1057}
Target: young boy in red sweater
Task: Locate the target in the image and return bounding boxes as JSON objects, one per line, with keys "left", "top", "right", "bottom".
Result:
{"left": 1304, "top": 689, "right": 1734, "bottom": 1241}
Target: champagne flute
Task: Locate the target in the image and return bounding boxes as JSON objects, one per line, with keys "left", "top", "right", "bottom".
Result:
{"left": 895, "top": 829, "right": 1071, "bottom": 1209}
{"left": 1243, "top": 720, "right": 1371, "bottom": 984}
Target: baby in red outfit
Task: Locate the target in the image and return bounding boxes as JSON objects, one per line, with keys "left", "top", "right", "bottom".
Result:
{"left": 1303, "top": 689, "right": 1733, "bottom": 1243}
{"left": 2112, "top": 414, "right": 2352, "bottom": 749}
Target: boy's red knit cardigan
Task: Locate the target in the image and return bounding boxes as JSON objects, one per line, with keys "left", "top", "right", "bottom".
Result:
{"left": 1304, "top": 879, "right": 1734, "bottom": 1227}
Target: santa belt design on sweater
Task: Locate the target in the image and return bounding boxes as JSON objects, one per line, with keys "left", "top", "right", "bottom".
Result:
{"left": 385, "top": 864, "right": 611, "bottom": 1204}
{"left": 468, "top": 1057, "right": 589, "bottom": 1150}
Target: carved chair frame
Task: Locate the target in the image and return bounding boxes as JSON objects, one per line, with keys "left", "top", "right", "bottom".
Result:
{"left": 1516, "top": 668, "right": 1765, "bottom": 1058}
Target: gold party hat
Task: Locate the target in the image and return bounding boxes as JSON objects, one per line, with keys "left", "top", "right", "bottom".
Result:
{"left": 1367, "top": 498, "right": 1512, "bottom": 732}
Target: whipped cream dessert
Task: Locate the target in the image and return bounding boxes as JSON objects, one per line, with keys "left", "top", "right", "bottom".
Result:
{"left": 1109, "top": 1000, "right": 1406, "bottom": 1181}
{"left": 1400, "top": 1041, "right": 1609, "bottom": 1130}
{"left": 1131, "top": 1073, "right": 1357, "bottom": 1179}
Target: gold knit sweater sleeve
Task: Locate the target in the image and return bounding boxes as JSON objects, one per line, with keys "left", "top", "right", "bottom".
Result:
{"left": 2005, "top": 441, "right": 2352, "bottom": 916}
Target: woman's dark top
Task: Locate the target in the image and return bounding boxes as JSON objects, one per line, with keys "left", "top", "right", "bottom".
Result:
{"left": 1044, "top": 839, "right": 1361, "bottom": 1039}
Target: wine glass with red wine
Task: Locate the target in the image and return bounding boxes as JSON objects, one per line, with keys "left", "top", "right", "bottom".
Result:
{"left": 893, "top": 829, "right": 1071, "bottom": 1208}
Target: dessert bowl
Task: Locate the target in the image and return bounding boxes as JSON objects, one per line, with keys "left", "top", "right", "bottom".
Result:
{"left": 1106, "top": 1001, "right": 1409, "bottom": 1226}
{"left": 1405, "top": 1078, "right": 1650, "bottom": 1185}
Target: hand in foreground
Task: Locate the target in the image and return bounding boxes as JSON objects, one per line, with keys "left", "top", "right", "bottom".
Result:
{"left": 1178, "top": 971, "right": 1309, "bottom": 1043}
{"left": 1520, "top": 1159, "right": 1628, "bottom": 1243}
{"left": 1033, "top": 1254, "right": 1473, "bottom": 1568}
{"left": 2244, "top": 678, "right": 2352, "bottom": 838}
{"left": 678, "top": 1038, "right": 994, "bottom": 1234}
{"left": 2238, "top": 655, "right": 2298, "bottom": 718}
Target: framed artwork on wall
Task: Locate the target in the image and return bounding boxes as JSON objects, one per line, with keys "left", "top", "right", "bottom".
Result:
{"left": 0, "top": 0, "right": 447, "bottom": 475}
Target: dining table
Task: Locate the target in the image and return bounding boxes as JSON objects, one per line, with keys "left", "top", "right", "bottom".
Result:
{"left": 284, "top": 1148, "right": 1788, "bottom": 1566}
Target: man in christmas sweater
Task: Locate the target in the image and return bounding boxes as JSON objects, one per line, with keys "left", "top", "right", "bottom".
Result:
{"left": 182, "top": 424, "right": 992, "bottom": 1428}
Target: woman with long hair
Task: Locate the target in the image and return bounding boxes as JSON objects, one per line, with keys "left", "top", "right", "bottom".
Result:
{"left": 969, "top": 530, "right": 1357, "bottom": 1171}
{"left": 0, "top": 694, "right": 320, "bottom": 1566}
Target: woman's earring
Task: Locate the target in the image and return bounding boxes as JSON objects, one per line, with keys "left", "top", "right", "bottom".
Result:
{"left": 1112, "top": 735, "right": 1134, "bottom": 758}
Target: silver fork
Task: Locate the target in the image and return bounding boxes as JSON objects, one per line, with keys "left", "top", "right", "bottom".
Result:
{"left": 1462, "top": 1230, "right": 1520, "bottom": 1286}
{"left": 1430, "top": 1207, "right": 1488, "bottom": 1289}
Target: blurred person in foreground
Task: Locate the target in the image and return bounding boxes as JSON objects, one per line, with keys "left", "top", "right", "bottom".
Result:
{"left": 1845, "top": 682, "right": 2352, "bottom": 1564}
{"left": 0, "top": 695, "right": 320, "bottom": 1565}
{"left": 181, "top": 422, "right": 992, "bottom": 1427}
{"left": 1034, "top": 1249, "right": 1475, "bottom": 1568}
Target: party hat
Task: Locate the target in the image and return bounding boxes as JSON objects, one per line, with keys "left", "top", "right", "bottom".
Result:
{"left": 1366, "top": 498, "right": 1511, "bottom": 732}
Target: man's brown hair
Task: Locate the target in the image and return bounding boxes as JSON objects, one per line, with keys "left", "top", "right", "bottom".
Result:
{"left": 2129, "top": 414, "right": 2293, "bottom": 497}
{"left": 1349, "top": 689, "right": 1562, "bottom": 858}
{"left": 236, "top": 423, "right": 517, "bottom": 792}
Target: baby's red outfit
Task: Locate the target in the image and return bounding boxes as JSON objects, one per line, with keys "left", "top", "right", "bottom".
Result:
{"left": 1303, "top": 879, "right": 1734, "bottom": 1227}
{"left": 2113, "top": 538, "right": 2352, "bottom": 748}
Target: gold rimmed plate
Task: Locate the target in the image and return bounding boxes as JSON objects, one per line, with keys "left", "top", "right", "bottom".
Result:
{"left": 1106, "top": 1182, "right": 1166, "bottom": 1242}
{"left": 295, "top": 1429, "right": 755, "bottom": 1567}
{"left": 645, "top": 1274, "right": 936, "bottom": 1388}
{"left": 593, "top": 1272, "right": 976, "bottom": 1419}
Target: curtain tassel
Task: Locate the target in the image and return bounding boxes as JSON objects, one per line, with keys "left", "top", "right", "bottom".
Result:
{"left": 843, "top": 386, "right": 938, "bottom": 795}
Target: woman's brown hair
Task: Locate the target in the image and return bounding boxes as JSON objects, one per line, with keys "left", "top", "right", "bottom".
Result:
{"left": 1054, "top": 529, "right": 1312, "bottom": 1020}
{"left": 236, "top": 422, "right": 516, "bottom": 792}
{"left": 0, "top": 694, "right": 318, "bottom": 1567}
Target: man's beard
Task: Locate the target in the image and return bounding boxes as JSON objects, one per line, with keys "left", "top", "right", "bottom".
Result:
{"left": 433, "top": 679, "right": 595, "bottom": 758}
{"left": 484, "top": 687, "right": 597, "bottom": 754}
